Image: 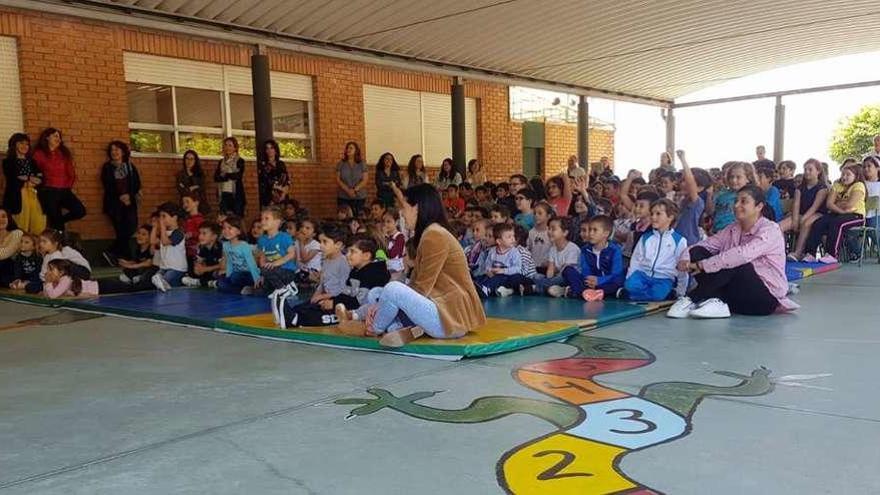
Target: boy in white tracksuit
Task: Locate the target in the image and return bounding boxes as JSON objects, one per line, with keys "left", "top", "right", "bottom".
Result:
{"left": 622, "top": 199, "right": 690, "bottom": 301}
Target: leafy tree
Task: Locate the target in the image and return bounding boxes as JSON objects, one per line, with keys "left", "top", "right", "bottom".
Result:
{"left": 829, "top": 104, "right": 880, "bottom": 163}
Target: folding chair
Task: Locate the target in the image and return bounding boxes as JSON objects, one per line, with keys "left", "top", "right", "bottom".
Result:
{"left": 846, "top": 196, "right": 879, "bottom": 266}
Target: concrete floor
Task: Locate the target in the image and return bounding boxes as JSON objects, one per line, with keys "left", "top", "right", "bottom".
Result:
{"left": 1, "top": 265, "right": 879, "bottom": 494}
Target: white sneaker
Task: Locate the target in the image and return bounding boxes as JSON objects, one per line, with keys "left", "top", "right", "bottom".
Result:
{"left": 181, "top": 276, "right": 200, "bottom": 287}
{"left": 131, "top": 275, "right": 142, "bottom": 285}
{"left": 151, "top": 273, "right": 167, "bottom": 293}
{"left": 496, "top": 287, "right": 514, "bottom": 297}
{"left": 240, "top": 286, "right": 254, "bottom": 295}
{"left": 118, "top": 273, "right": 132, "bottom": 284}
{"left": 547, "top": 285, "right": 566, "bottom": 298}
{"left": 207, "top": 280, "right": 218, "bottom": 289}
{"left": 271, "top": 290, "right": 286, "bottom": 328}
{"left": 666, "top": 296, "right": 695, "bottom": 319}
{"left": 688, "top": 298, "right": 731, "bottom": 319}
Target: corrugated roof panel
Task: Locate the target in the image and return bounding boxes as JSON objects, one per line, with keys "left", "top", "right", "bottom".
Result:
{"left": 49, "top": 0, "right": 880, "bottom": 101}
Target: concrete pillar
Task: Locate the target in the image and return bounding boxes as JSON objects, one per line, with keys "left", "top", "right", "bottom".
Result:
{"left": 665, "top": 107, "right": 675, "bottom": 164}
{"left": 251, "top": 45, "right": 273, "bottom": 155}
{"left": 773, "top": 96, "right": 785, "bottom": 162}
{"left": 451, "top": 77, "right": 466, "bottom": 177}
{"left": 577, "top": 95, "right": 589, "bottom": 168}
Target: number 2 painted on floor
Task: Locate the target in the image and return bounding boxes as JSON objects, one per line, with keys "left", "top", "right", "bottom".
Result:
{"left": 533, "top": 450, "right": 594, "bottom": 480}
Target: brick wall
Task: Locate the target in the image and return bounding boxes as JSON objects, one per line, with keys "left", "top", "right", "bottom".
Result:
{"left": 0, "top": 7, "right": 526, "bottom": 240}
{"left": 544, "top": 123, "right": 615, "bottom": 177}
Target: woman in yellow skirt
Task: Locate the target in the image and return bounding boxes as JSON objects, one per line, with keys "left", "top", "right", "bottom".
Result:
{"left": 2, "top": 133, "right": 46, "bottom": 235}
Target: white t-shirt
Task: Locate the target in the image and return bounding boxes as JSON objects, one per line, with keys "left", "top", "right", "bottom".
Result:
{"left": 865, "top": 180, "right": 880, "bottom": 218}
{"left": 296, "top": 239, "right": 323, "bottom": 271}
{"left": 527, "top": 226, "right": 552, "bottom": 267}
{"left": 547, "top": 241, "right": 580, "bottom": 271}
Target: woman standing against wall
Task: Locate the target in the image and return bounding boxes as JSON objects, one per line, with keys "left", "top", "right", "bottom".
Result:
{"left": 100, "top": 140, "right": 141, "bottom": 263}
{"left": 32, "top": 128, "right": 86, "bottom": 231}
{"left": 2, "top": 133, "right": 46, "bottom": 235}
{"left": 336, "top": 141, "right": 368, "bottom": 216}
{"left": 214, "top": 137, "right": 246, "bottom": 216}
{"left": 374, "top": 152, "right": 401, "bottom": 208}
{"left": 258, "top": 139, "right": 289, "bottom": 207}
{"left": 176, "top": 150, "right": 207, "bottom": 207}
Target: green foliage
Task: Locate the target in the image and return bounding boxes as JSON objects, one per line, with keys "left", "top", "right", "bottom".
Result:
{"left": 180, "top": 133, "right": 222, "bottom": 157}
{"left": 829, "top": 104, "right": 880, "bottom": 163}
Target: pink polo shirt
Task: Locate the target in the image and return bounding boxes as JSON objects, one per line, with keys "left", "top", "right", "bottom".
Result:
{"left": 682, "top": 216, "right": 799, "bottom": 311}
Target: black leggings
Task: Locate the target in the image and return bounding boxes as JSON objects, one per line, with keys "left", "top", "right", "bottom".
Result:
{"left": 39, "top": 187, "right": 86, "bottom": 231}
{"left": 688, "top": 247, "right": 779, "bottom": 316}
{"left": 108, "top": 205, "right": 138, "bottom": 258}
{"left": 803, "top": 213, "right": 862, "bottom": 258}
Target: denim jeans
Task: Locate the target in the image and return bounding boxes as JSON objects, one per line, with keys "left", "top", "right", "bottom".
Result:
{"left": 217, "top": 271, "right": 254, "bottom": 294}
{"left": 533, "top": 273, "right": 566, "bottom": 293}
{"left": 157, "top": 269, "right": 185, "bottom": 287}
{"left": 352, "top": 287, "right": 384, "bottom": 320}
{"left": 372, "top": 281, "right": 445, "bottom": 338}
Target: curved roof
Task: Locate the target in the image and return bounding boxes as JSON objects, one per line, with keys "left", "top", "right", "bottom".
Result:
{"left": 42, "top": 0, "right": 880, "bottom": 103}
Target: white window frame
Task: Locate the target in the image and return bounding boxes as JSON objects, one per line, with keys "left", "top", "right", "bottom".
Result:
{"left": 125, "top": 53, "right": 314, "bottom": 162}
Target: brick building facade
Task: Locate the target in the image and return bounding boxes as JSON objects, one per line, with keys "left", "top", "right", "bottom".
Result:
{"left": 0, "top": 7, "right": 613, "bottom": 240}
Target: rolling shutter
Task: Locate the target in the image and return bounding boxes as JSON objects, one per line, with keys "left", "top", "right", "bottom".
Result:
{"left": 363, "top": 85, "right": 422, "bottom": 165}
{"left": 0, "top": 37, "right": 23, "bottom": 138}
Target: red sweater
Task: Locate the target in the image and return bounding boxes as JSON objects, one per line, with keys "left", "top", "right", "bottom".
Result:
{"left": 33, "top": 149, "right": 76, "bottom": 188}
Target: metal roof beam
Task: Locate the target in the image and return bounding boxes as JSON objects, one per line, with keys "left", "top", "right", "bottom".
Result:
{"left": 673, "top": 79, "right": 880, "bottom": 108}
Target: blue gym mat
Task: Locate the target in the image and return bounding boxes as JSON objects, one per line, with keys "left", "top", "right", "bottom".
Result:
{"left": 482, "top": 297, "right": 664, "bottom": 327}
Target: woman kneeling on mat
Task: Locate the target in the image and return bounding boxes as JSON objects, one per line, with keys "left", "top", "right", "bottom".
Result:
{"left": 667, "top": 185, "right": 798, "bottom": 319}
{"left": 338, "top": 183, "right": 486, "bottom": 347}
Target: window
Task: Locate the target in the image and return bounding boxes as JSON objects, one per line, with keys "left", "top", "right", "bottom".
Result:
{"left": 229, "top": 94, "right": 311, "bottom": 160}
{"left": 124, "top": 53, "right": 314, "bottom": 161}
{"left": 363, "top": 85, "right": 478, "bottom": 166}
{"left": 0, "top": 37, "right": 24, "bottom": 140}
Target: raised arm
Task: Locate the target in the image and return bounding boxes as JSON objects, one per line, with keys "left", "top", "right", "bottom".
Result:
{"left": 619, "top": 170, "right": 640, "bottom": 211}
{"left": 677, "top": 150, "right": 699, "bottom": 203}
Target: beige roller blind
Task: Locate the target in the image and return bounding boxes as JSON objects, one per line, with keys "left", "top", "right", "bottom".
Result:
{"left": 0, "top": 37, "right": 22, "bottom": 138}
{"left": 363, "top": 85, "right": 422, "bottom": 165}
{"left": 421, "top": 92, "right": 451, "bottom": 167}
{"left": 124, "top": 52, "right": 223, "bottom": 90}
{"left": 224, "top": 66, "right": 312, "bottom": 101}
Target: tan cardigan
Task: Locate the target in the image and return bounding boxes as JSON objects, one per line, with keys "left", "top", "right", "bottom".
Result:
{"left": 410, "top": 223, "right": 486, "bottom": 337}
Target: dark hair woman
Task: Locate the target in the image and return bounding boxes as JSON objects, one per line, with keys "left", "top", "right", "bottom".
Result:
{"left": 176, "top": 149, "right": 207, "bottom": 207}
{"left": 258, "top": 139, "right": 290, "bottom": 207}
{"left": 403, "top": 154, "right": 427, "bottom": 189}
{"left": 100, "top": 140, "right": 141, "bottom": 263}
{"left": 349, "top": 183, "right": 486, "bottom": 346}
{"left": 0, "top": 207, "right": 23, "bottom": 286}
{"left": 668, "top": 184, "right": 796, "bottom": 319}
{"left": 374, "top": 152, "right": 402, "bottom": 207}
{"left": 32, "top": 128, "right": 86, "bottom": 231}
{"left": 336, "top": 141, "right": 367, "bottom": 216}
{"left": 434, "top": 157, "right": 462, "bottom": 190}
{"left": 214, "top": 137, "right": 246, "bottom": 217}
{"left": 2, "top": 133, "right": 46, "bottom": 235}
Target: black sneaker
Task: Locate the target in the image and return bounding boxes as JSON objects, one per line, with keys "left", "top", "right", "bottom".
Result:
{"left": 519, "top": 284, "right": 534, "bottom": 296}
{"left": 615, "top": 288, "right": 629, "bottom": 300}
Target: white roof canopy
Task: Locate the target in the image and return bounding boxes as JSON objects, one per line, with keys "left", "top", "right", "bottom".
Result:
{"left": 22, "top": 0, "right": 880, "bottom": 105}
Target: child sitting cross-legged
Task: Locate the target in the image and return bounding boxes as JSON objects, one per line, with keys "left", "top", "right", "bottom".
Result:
{"left": 28, "top": 229, "right": 91, "bottom": 294}
{"left": 382, "top": 210, "right": 406, "bottom": 280}
{"left": 473, "top": 223, "right": 522, "bottom": 298}
{"left": 256, "top": 206, "right": 298, "bottom": 295}
{"left": 561, "top": 215, "right": 624, "bottom": 300}
{"left": 181, "top": 221, "right": 223, "bottom": 288}
{"left": 525, "top": 217, "right": 579, "bottom": 296}
{"left": 117, "top": 224, "right": 154, "bottom": 285}
{"left": 465, "top": 218, "right": 492, "bottom": 275}
{"left": 8, "top": 233, "right": 41, "bottom": 290}
{"left": 333, "top": 235, "right": 393, "bottom": 333}
{"left": 216, "top": 215, "right": 261, "bottom": 295}
{"left": 293, "top": 218, "right": 322, "bottom": 285}
{"left": 273, "top": 224, "right": 351, "bottom": 328}
{"left": 619, "top": 199, "right": 689, "bottom": 301}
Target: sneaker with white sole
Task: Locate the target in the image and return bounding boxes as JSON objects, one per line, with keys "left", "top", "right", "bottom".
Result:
{"left": 688, "top": 298, "right": 731, "bottom": 319}
{"left": 666, "top": 296, "right": 695, "bottom": 319}
{"left": 802, "top": 254, "right": 817, "bottom": 263}
{"left": 240, "top": 286, "right": 254, "bottom": 295}
{"left": 207, "top": 280, "right": 218, "bottom": 289}
{"left": 496, "top": 286, "right": 514, "bottom": 297}
{"left": 151, "top": 273, "right": 167, "bottom": 293}
{"left": 818, "top": 254, "right": 838, "bottom": 264}
{"left": 547, "top": 285, "right": 566, "bottom": 298}
{"left": 118, "top": 273, "right": 132, "bottom": 284}
{"left": 181, "top": 276, "right": 200, "bottom": 287}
